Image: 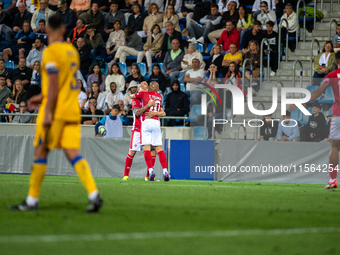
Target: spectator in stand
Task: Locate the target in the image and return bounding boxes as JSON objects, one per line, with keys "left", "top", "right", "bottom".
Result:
{"left": 218, "top": 0, "right": 239, "bottom": 14}
{"left": 124, "top": 63, "right": 145, "bottom": 92}
{"left": 27, "top": 60, "right": 41, "bottom": 99}
{"left": 78, "top": 79, "right": 87, "bottom": 109}
{"left": 26, "top": 38, "right": 45, "bottom": 69}
{"left": 155, "top": 21, "right": 182, "bottom": 62}
{"left": 187, "top": 4, "right": 221, "bottom": 45}
{"left": 207, "top": 0, "right": 237, "bottom": 44}
{"left": 165, "top": 80, "right": 189, "bottom": 126}
{"left": 82, "top": 96, "right": 104, "bottom": 125}
{"left": 3, "top": 21, "right": 35, "bottom": 60}
{"left": 87, "top": 63, "right": 106, "bottom": 91}
{"left": 280, "top": 3, "right": 298, "bottom": 53}
{"left": 243, "top": 40, "right": 261, "bottom": 81}
{"left": 94, "top": 105, "right": 124, "bottom": 137}
{"left": 4, "top": 3, "right": 32, "bottom": 40}
{"left": 178, "top": 43, "right": 205, "bottom": 83}
{"left": 163, "top": 38, "right": 185, "bottom": 84}
{"left": 83, "top": 24, "right": 105, "bottom": 62}
{"left": 184, "top": 58, "right": 205, "bottom": 104}
{"left": 31, "top": 0, "right": 55, "bottom": 33}
{"left": 178, "top": 0, "right": 199, "bottom": 28}
{"left": 111, "top": 26, "right": 143, "bottom": 63}
{"left": 48, "top": 0, "right": 59, "bottom": 12}
{"left": 122, "top": 80, "right": 137, "bottom": 114}
{"left": 224, "top": 62, "right": 246, "bottom": 108}
{"left": 257, "top": 113, "right": 278, "bottom": 141}
{"left": 7, "top": 57, "right": 32, "bottom": 90}
{"left": 105, "top": 63, "right": 125, "bottom": 92}
{"left": 263, "top": 20, "right": 278, "bottom": 76}
{"left": 257, "top": 1, "right": 277, "bottom": 32}
{"left": 84, "top": 81, "right": 106, "bottom": 112}
{"left": 332, "top": 24, "right": 340, "bottom": 48}
{"left": 236, "top": 4, "right": 254, "bottom": 45}
{"left": 162, "top": 4, "right": 180, "bottom": 34}
{"left": 221, "top": 43, "right": 242, "bottom": 76}
{"left": 274, "top": 0, "right": 295, "bottom": 19}
{"left": 217, "top": 20, "right": 240, "bottom": 53}
{"left": 205, "top": 44, "right": 223, "bottom": 74}
{"left": 6, "top": 79, "right": 27, "bottom": 105}
{"left": 76, "top": 37, "right": 91, "bottom": 76}
{"left": 127, "top": 3, "right": 146, "bottom": 36}
{"left": 300, "top": 103, "right": 327, "bottom": 142}
{"left": 144, "top": 0, "right": 164, "bottom": 13}
{"left": 56, "top": 0, "right": 77, "bottom": 38}
{"left": 313, "top": 41, "right": 335, "bottom": 85}
{"left": 10, "top": 101, "right": 31, "bottom": 123}
{"left": 116, "top": 99, "right": 129, "bottom": 123}
{"left": 0, "top": 73, "right": 10, "bottom": 112}
{"left": 0, "top": 58, "right": 9, "bottom": 76}
{"left": 140, "top": 3, "right": 163, "bottom": 39}
{"left": 252, "top": 0, "right": 276, "bottom": 19}
{"left": 34, "top": 19, "right": 48, "bottom": 45}
{"left": 206, "top": 63, "right": 221, "bottom": 88}
{"left": 1, "top": 0, "right": 16, "bottom": 16}
{"left": 0, "top": 3, "right": 14, "bottom": 40}
{"left": 137, "top": 24, "right": 163, "bottom": 74}
{"left": 105, "top": 81, "right": 124, "bottom": 114}
{"left": 70, "top": 0, "right": 91, "bottom": 17}
{"left": 276, "top": 110, "right": 300, "bottom": 142}
{"left": 92, "top": 0, "right": 109, "bottom": 12}
{"left": 102, "top": 1, "right": 125, "bottom": 41}
{"left": 79, "top": 2, "right": 104, "bottom": 33}
{"left": 67, "top": 18, "right": 86, "bottom": 46}
{"left": 147, "top": 63, "right": 167, "bottom": 94}
{"left": 240, "top": 20, "right": 263, "bottom": 55}
{"left": 165, "top": 0, "right": 182, "bottom": 14}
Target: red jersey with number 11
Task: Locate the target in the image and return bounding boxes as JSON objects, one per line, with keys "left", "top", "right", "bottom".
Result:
{"left": 323, "top": 68, "right": 340, "bottom": 117}
{"left": 134, "top": 91, "right": 162, "bottom": 121}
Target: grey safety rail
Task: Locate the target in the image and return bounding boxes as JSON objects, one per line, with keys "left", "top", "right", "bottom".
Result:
{"left": 278, "top": 18, "right": 289, "bottom": 68}
{"left": 314, "top": 0, "right": 317, "bottom": 28}
{"left": 329, "top": 19, "right": 338, "bottom": 41}
{"left": 296, "top": 0, "right": 306, "bottom": 42}
{"left": 292, "top": 59, "right": 303, "bottom": 99}
{"left": 260, "top": 38, "right": 271, "bottom": 90}
{"left": 0, "top": 113, "right": 189, "bottom": 127}
{"left": 254, "top": 102, "right": 265, "bottom": 141}
{"left": 221, "top": 79, "right": 234, "bottom": 130}
{"left": 309, "top": 39, "right": 320, "bottom": 85}
{"left": 204, "top": 100, "right": 215, "bottom": 140}
{"left": 242, "top": 58, "right": 252, "bottom": 94}
{"left": 236, "top": 125, "right": 247, "bottom": 140}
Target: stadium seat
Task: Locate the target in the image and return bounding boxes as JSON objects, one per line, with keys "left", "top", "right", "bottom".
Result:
{"left": 188, "top": 104, "right": 201, "bottom": 122}
{"left": 306, "top": 85, "right": 321, "bottom": 103}
{"left": 102, "top": 62, "right": 108, "bottom": 76}
{"left": 126, "top": 56, "right": 138, "bottom": 60}
{"left": 319, "top": 86, "right": 334, "bottom": 104}
{"left": 207, "top": 43, "right": 214, "bottom": 53}
{"left": 193, "top": 126, "right": 208, "bottom": 140}
{"left": 197, "top": 43, "right": 204, "bottom": 53}
{"left": 118, "top": 62, "right": 127, "bottom": 76}
{"left": 179, "top": 23, "right": 184, "bottom": 31}
{"left": 180, "top": 83, "right": 186, "bottom": 92}
{"left": 328, "top": 107, "right": 333, "bottom": 117}
{"left": 290, "top": 108, "right": 303, "bottom": 122}
{"left": 133, "top": 62, "right": 147, "bottom": 77}
{"left": 5, "top": 60, "right": 14, "bottom": 71}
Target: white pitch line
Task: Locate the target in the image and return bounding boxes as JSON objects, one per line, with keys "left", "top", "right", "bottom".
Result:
{"left": 0, "top": 227, "right": 339, "bottom": 244}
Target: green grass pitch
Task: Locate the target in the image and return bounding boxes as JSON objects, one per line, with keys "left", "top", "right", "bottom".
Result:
{"left": 1, "top": 174, "right": 340, "bottom": 255}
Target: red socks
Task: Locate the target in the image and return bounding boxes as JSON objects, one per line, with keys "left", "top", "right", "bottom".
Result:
{"left": 330, "top": 167, "right": 338, "bottom": 180}
{"left": 144, "top": 150, "right": 153, "bottom": 169}
{"left": 157, "top": 150, "right": 167, "bottom": 169}
{"left": 124, "top": 154, "right": 134, "bottom": 177}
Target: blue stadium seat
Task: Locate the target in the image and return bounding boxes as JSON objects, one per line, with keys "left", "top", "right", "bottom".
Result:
{"left": 118, "top": 62, "right": 127, "bottom": 76}
{"left": 328, "top": 107, "right": 333, "bottom": 117}
{"left": 194, "top": 126, "right": 208, "bottom": 140}
{"left": 319, "top": 86, "right": 334, "bottom": 104}
{"left": 197, "top": 43, "right": 204, "bottom": 53}
{"left": 5, "top": 60, "right": 14, "bottom": 71}
{"left": 133, "top": 62, "right": 147, "bottom": 77}
{"left": 102, "top": 62, "right": 108, "bottom": 76}
{"left": 306, "top": 85, "right": 321, "bottom": 103}
{"left": 188, "top": 104, "right": 201, "bottom": 122}
{"left": 290, "top": 108, "right": 303, "bottom": 122}
{"left": 180, "top": 83, "right": 186, "bottom": 92}
{"left": 126, "top": 56, "right": 138, "bottom": 60}
{"left": 207, "top": 43, "right": 214, "bottom": 53}
{"left": 179, "top": 23, "right": 184, "bottom": 31}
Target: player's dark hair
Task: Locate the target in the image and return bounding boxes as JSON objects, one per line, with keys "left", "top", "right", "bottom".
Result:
{"left": 112, "top": 104, "right": 121, "bottom": 111}
{"left": 109, "top": 63, "right": 123, "bottom": 75}
{"left": 266, "top": 20, "right": 274, "bottom": 27}
{"left": 47, "top": 15, "right": 64, "bottom": 30}
{"left": 89, "top": 63, "right": 103, "bottom": 86}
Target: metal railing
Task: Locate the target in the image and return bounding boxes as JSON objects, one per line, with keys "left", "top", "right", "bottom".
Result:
{"left": 296, "top": 0, "right": 306, "bottom": 42}
{"left": 260, "top": 38, "right": 271, "bottom": 90}
{"left": 278, "top": 18, "right": 289, "bottom": 68}
{"left": 222, "top": 79, "right": 233, "bottom": 130}
{"left": 309, "top": 39, "right": 320, "bottom": 85}
{"left": 204, "top": 100, "right": 215, "bottom": 140}
{"left": 254, "top": 102, "right": 265, "bottom": 141}
{"left": 314, "top": 0, "right": 317, "bottom": 27}
{"left": 292, "top": 60, "right": 303, "bottom": 99}
{"left": 329, "top": 19, "right": 338, "bottom": 41}
{"left": 242, "top": 58, "right": 253, "bottom": 94}
{"left": 236, "top": 125, "right": 247, "bottom": 140}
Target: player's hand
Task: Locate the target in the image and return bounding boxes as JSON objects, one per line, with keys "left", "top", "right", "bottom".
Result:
{"left": 288, "top": 104, "right": 297, "bottom": 111}
{"left": 43, "top": 112, "right": 53, "bottom": 131}
{"left": 130, "top": 94, "right": 136, "bottom": 99}
{"left": 147, "top": 99, "right": 155, "bottom": 107}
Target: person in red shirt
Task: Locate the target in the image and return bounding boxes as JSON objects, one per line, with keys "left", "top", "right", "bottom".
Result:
{"left": 290, "top": 51, "right": 340, "bottom": 190}
{"left": 217, "top": 20, "right": 240, "bottom": 53}
{"left": 131, "top": 81, "right": 169, "bottom": 181}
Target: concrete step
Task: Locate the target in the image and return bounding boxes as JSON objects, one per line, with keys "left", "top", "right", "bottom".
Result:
{"left": 276, "top": 69, "right": 311, "bottom": 77}
{"left": 280, "top": 60, "right": 310, "bottom": 70}
{"left": 323, "top": 11, "right": 340, "bottom": 18}
{"left": 298, "top": 41, "right": 324, "bottom": 50}
{"left": 312, "top": 29, "right": 336, "bottom": 37}
{"left": 305, "top": 35, "right": 332, "bottom": 41}
{"left": 282, "top": 54, "right": 312, "bottom": 61}
{"left": 294, "top": 49, "right": 320, "bottom": 56}
{"left": 315, "top": 21, "right": 340, "bottom": 30}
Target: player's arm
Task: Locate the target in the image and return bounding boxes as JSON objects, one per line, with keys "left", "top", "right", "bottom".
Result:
{"left": 43, "top": 67, "right": 59, "bottom": 130}
{"left": 28, "top": 93, "right": 43, "bottom": 110}
{"left": 146, "top": 107, "right": 166, "bottom": 117}
{"left": 134, "top": 100, "right": 155, "bottom": 116}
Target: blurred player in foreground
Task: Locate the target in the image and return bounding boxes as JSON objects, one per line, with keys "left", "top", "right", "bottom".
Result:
{"left": 123, "top": 83, "right": 157, "bottom": 181}
{"left": 131, "top": 81, "right": 169, "bottom": 181}
{"left": 10, "top": 15, "right": 103, "bottom": 213}
{"left": 290, "top": 50, "right": 340, "bottom": 189}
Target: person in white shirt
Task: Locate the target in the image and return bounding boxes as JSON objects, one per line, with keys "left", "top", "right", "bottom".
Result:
{"left": 105, "top": 63, "right": 126, "bottom": 92}
{"left": 78, "top": 79, "right": 87, "bottom": 109}
{"left": 183, "top": 58, "right": 206, "bottom": 104}
{"left": 218, "top": 0, "right": 239, "bottom": 14}
{"left": 257, "top": 1, "right": 277, "bottom": 32}
{"left": 105, "top": 81, "right": 124, "bottom": 114}
{"left": 84, "top": 81, "right": 106, "bottom": 112}
{"left": 252, "top": 0, "right": 276, "bottom": 19}
{"left": 26, "top": 38, "right": 45, "bottom": 69}
{"left": 280, "top": 3, "right": 298, "bottom": 52}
